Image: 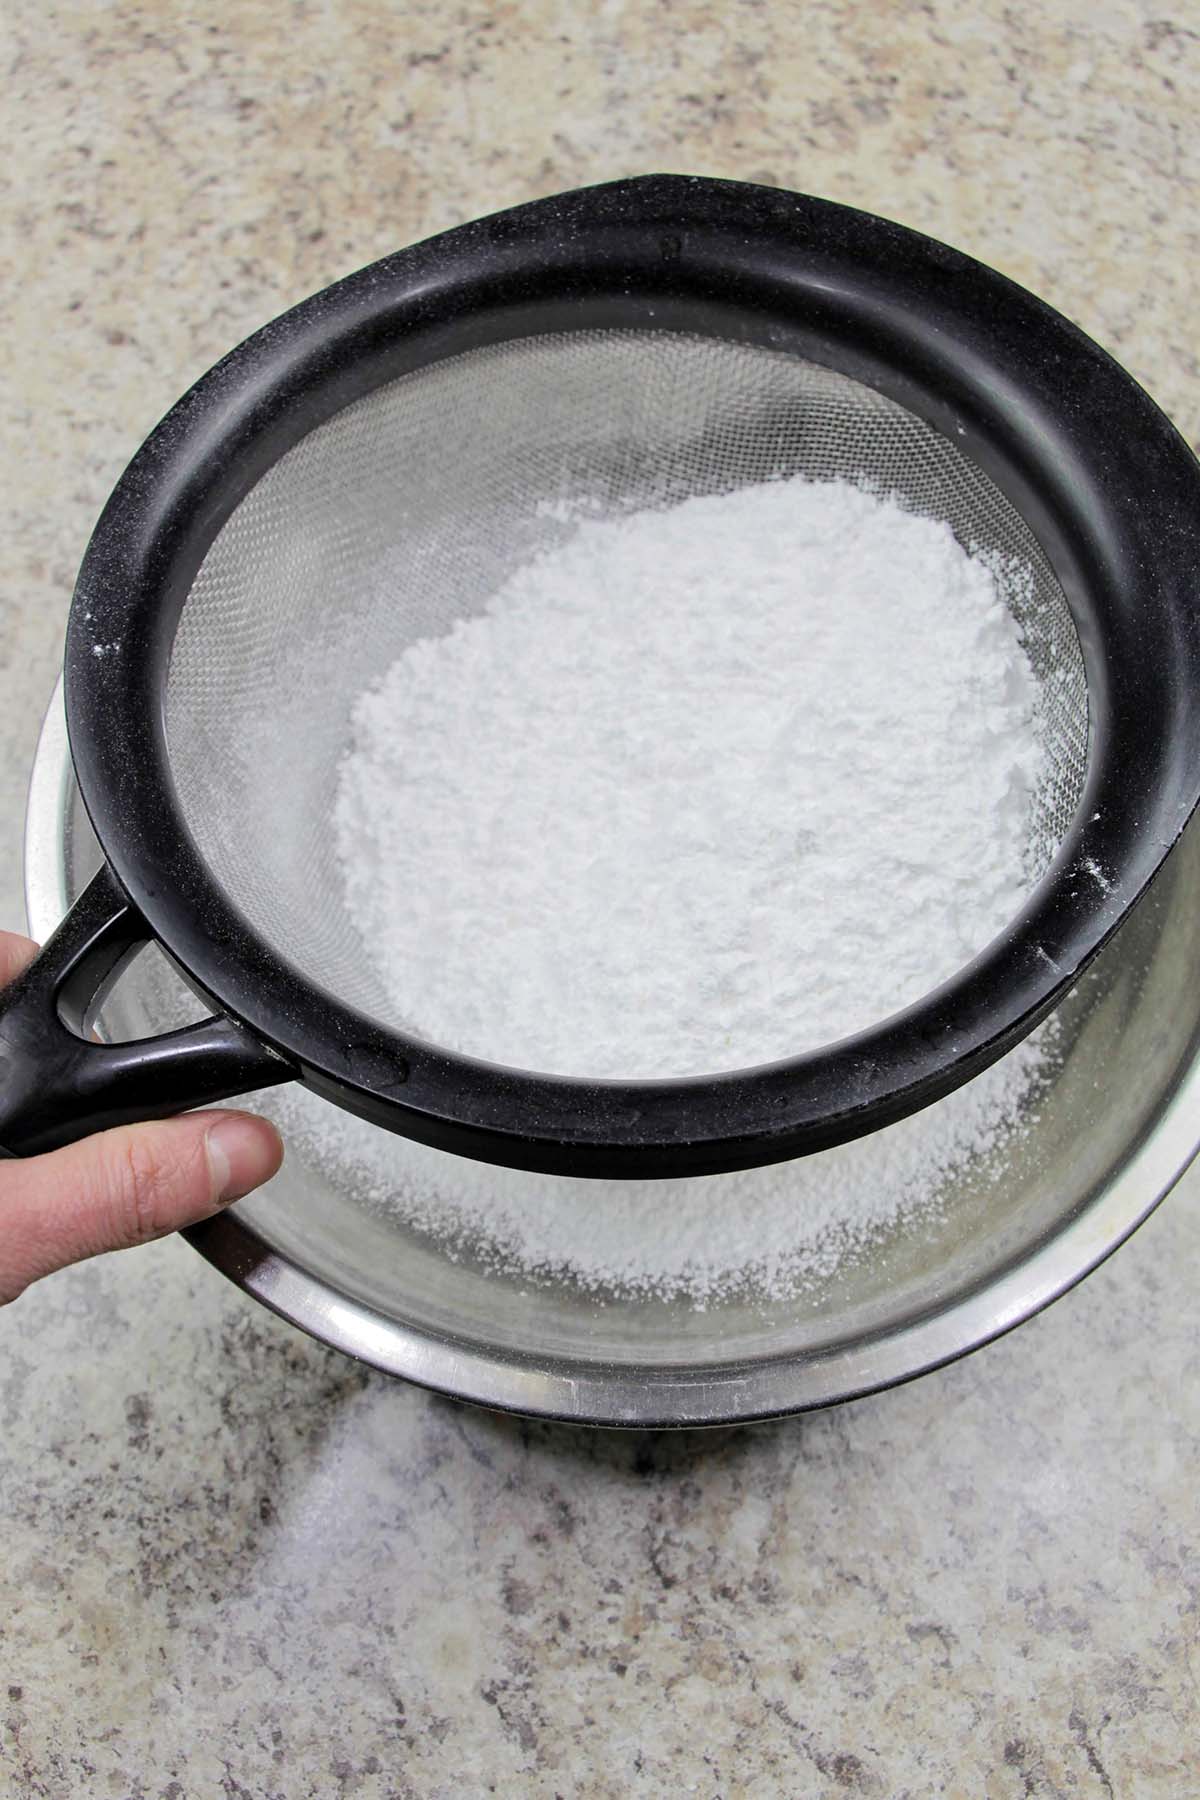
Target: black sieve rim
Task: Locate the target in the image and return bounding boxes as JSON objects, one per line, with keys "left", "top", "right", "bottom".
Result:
{"left": 58, "top": 175, "right": 1200, "bottom": 1178}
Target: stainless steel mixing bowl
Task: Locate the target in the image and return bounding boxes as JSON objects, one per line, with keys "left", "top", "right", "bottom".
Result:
{"left": 24, "top": 683, "right": 1200, "bottom": 1424}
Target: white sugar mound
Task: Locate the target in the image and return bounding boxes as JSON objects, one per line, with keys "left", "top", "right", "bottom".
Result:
{"left": 274, "top": 476, "right": 1056, "bottom": 1304}
{"left": 334, "top": 478, "right": 1045, "bottom": 1078}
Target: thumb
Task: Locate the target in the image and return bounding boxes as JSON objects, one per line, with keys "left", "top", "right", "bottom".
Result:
{"left": 0, "top": 1111, "right": 283, "bottom": 1304}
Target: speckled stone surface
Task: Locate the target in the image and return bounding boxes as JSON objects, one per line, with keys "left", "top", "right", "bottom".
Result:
{"left": 2, "top": 3, "right": 1199, "bottom": 1795}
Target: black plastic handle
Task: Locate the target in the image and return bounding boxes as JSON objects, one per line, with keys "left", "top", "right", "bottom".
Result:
{"left": 0, "top": 865, "right": 293, "bottom": 1158}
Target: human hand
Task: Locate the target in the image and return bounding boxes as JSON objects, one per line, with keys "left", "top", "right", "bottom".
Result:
{"left": 0, "top": 927, "right": 283, "bottom": 1304}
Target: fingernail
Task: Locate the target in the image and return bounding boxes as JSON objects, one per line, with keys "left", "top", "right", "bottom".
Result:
{"left": 205, "top": 1116, "right": 284, "bottom": 1205}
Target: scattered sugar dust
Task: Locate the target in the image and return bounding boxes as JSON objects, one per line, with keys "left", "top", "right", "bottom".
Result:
{"left": 265, "top": 1023, "right": 1056, "bottom": 1306}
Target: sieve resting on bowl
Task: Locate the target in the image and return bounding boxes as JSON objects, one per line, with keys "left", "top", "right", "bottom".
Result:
{"left": 2, "top": 174, "right": 1199, "bottom": 1179}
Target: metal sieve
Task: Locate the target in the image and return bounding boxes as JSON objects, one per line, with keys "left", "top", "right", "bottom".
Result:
{"left": 167, "top": 332, "right": 1089, "bottom": 1029}
{"left": 2, "top": 175, "right": 1199, "bottom": 1177}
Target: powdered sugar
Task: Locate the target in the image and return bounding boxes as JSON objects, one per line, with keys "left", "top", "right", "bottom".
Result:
{"left": 267, "top": 1026, "right": 1054, "bottom": 1304}
{"left": 335, "top": 478, "right": 1045, "bottom": 1077}
{"left": 286, "top": 475, "right": 1057, "bottom": 1303}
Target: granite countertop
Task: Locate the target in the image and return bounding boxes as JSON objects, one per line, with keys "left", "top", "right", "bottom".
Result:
{"left": 2, "top": 4, "right": 1198, "bottom": 1794}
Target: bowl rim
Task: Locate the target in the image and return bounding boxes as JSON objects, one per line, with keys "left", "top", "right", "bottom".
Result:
{"left": 25, "top": 682, "right": 1200, "bottom": 1424}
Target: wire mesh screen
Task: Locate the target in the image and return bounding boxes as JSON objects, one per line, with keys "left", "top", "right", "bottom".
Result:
{"left": 165, "top": 329, "right": 1089, "bottom": 1033}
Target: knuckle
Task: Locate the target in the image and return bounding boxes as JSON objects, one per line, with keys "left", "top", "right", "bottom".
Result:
{"left": 112, "top": 1131, "right": 191, "bottom": 1244}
